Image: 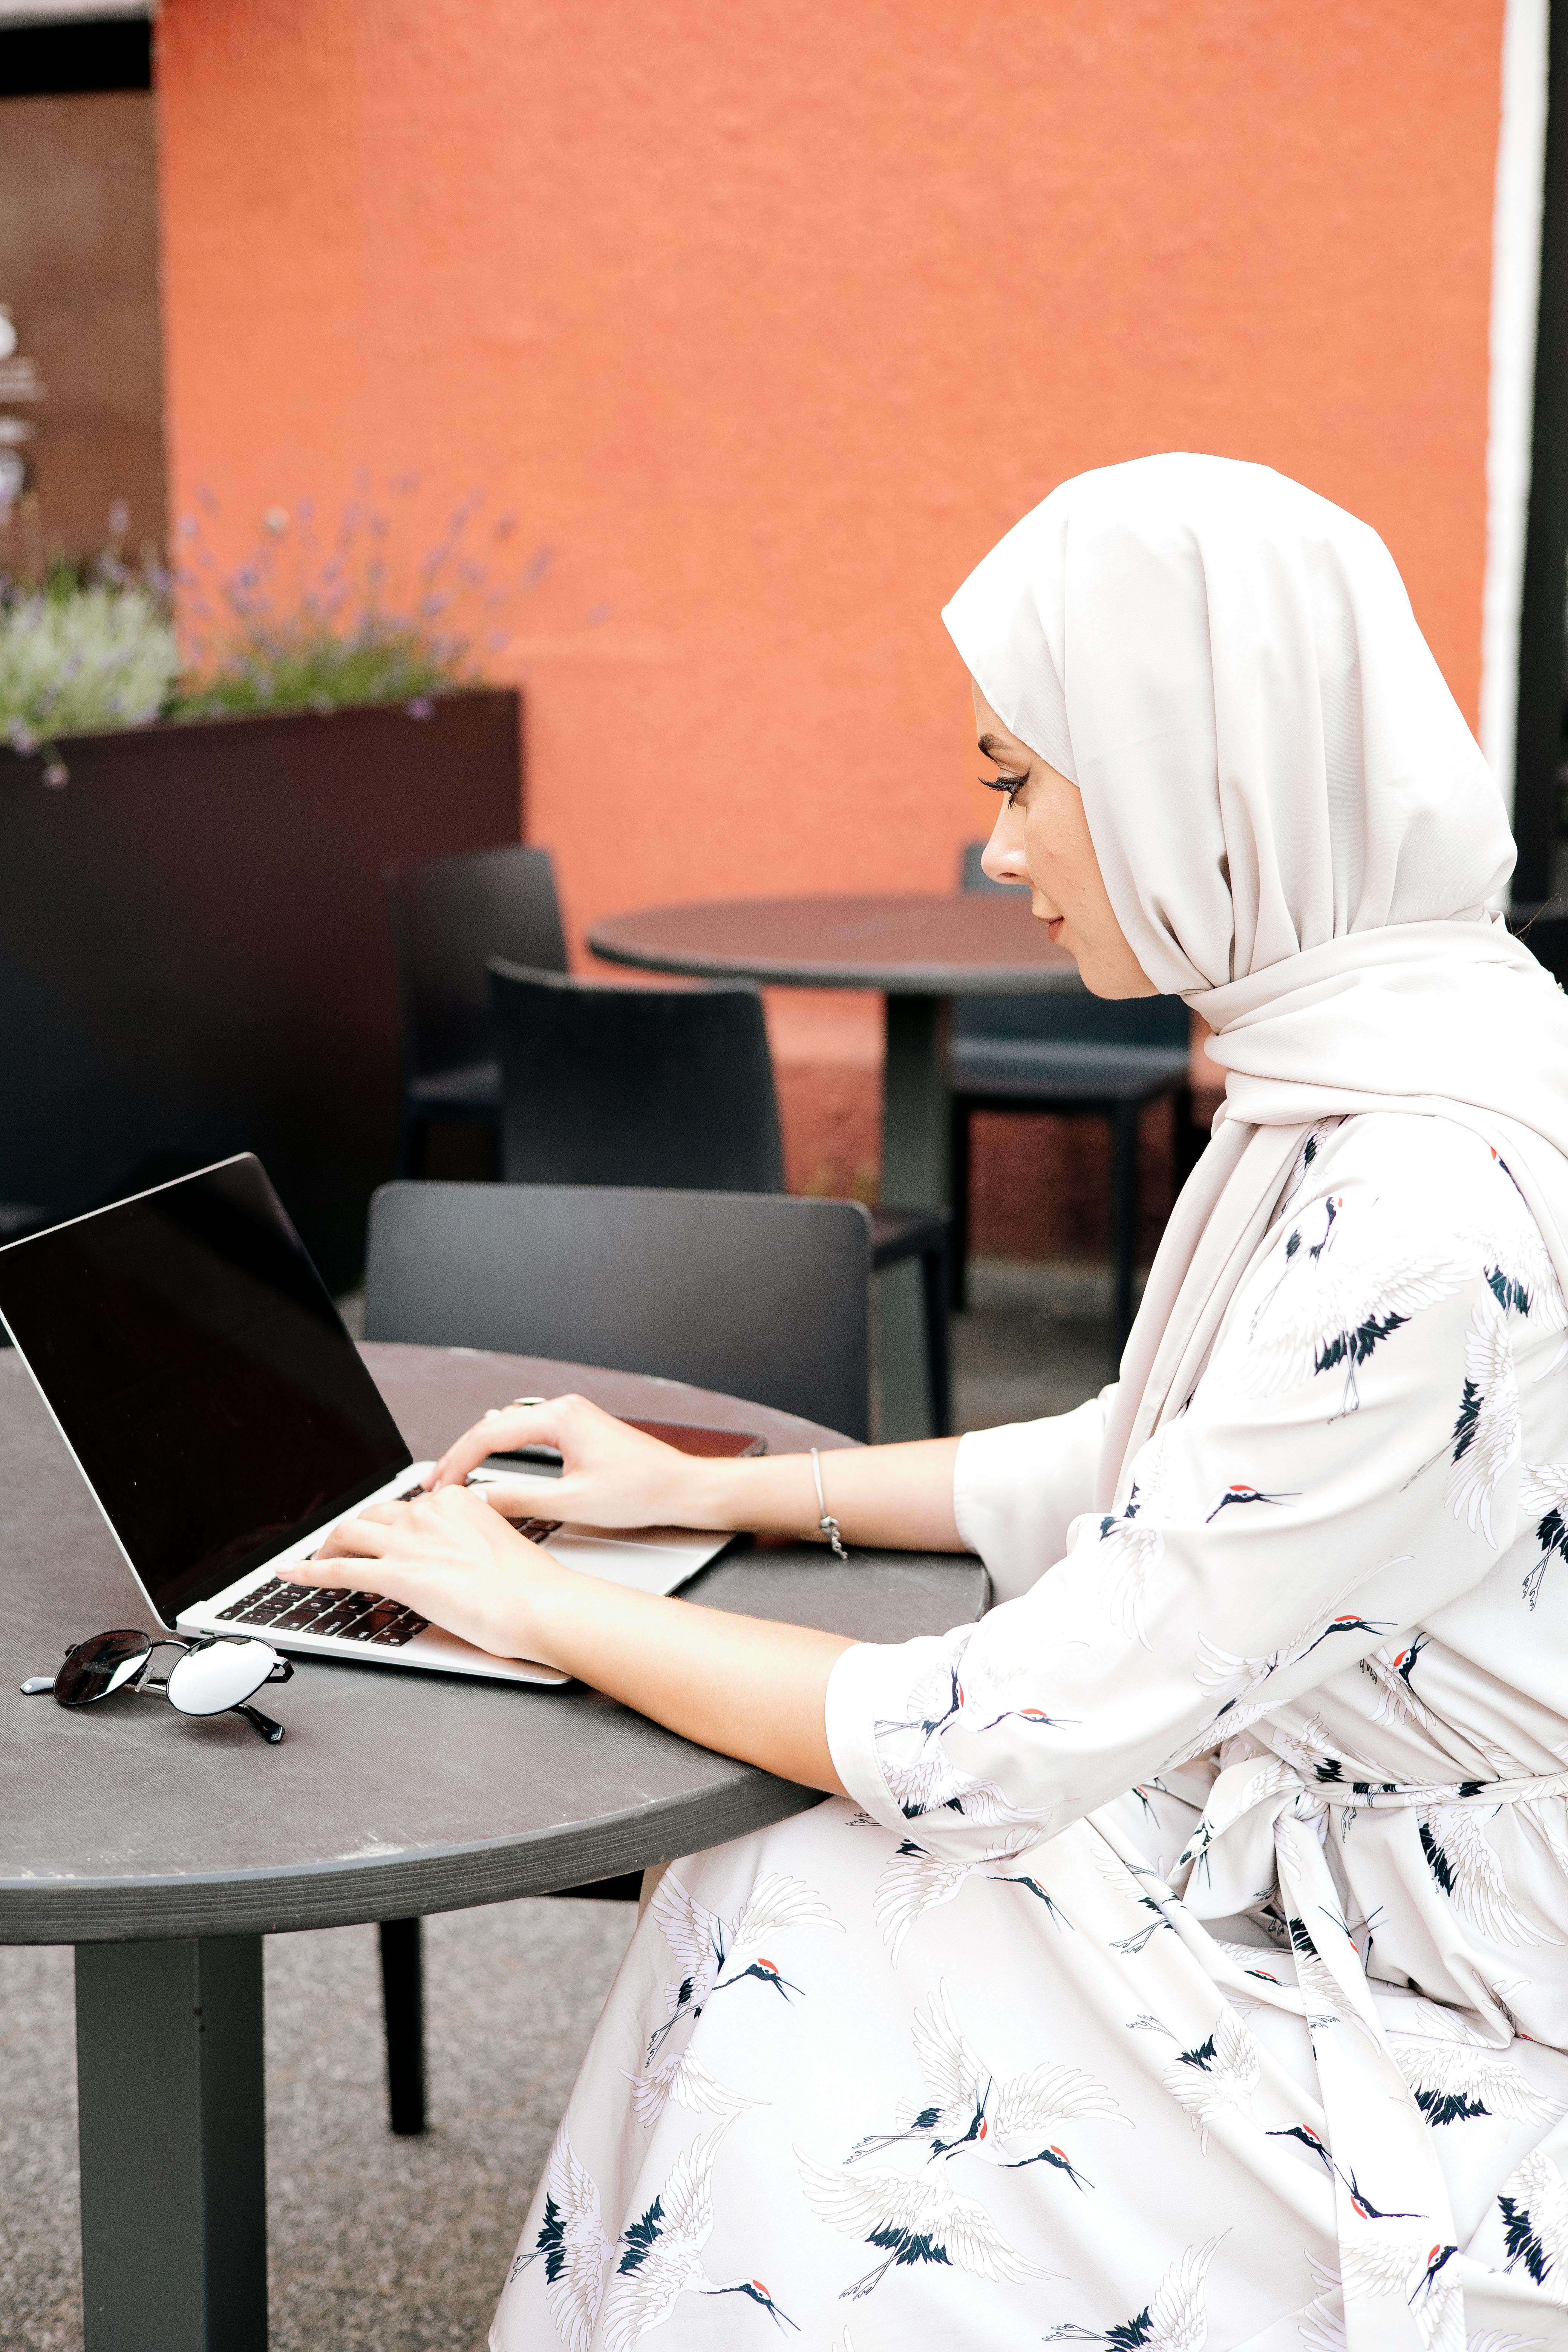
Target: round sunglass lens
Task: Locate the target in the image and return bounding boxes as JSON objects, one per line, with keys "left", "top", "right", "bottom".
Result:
{"left": 54, "top": 1629, "right": 152, "bottom": 1707}
{"left": 165, "top": 1638, "right": 278, "bottom": 1719}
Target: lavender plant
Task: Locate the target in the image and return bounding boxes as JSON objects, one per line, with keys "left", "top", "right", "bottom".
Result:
{"left": 174, "top": 474, "right": 550, "bottom": 718}
{"left": 0, "top": 479, "right": 551, "bottom": 780}
{"left": 0, "top": 578, "right": 177, "bottom": 763}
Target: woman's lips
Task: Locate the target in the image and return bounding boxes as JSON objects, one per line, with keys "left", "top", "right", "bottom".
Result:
{"left": 1046, "top": 917, "right": 1064, "bottom": 943}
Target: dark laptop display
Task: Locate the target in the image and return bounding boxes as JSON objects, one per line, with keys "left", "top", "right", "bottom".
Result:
{"left": 0, "top": 1155, "right": 411, "bottom": 1624}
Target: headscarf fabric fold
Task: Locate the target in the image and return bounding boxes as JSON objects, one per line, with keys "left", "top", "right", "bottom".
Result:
{"left": 942, "top": 454, "right": 1568, "bottom": 1505}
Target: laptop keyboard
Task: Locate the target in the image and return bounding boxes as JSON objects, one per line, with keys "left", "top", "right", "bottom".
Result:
{"left": 215, "top": 1577, "right": 431, "bottom": 1646}
{"left": 211, "top": 1494, "right": 566, "bottom": 1650}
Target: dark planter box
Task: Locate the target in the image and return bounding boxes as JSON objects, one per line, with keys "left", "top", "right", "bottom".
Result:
{"left": 0, "top": 689, "right": 521, "bottom": 1293}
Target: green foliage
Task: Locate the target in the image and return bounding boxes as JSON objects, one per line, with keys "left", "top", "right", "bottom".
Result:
{"left": 176, "top": 617, "right": 462, "bottom": 718}
{"left": 0, "top": 478, "right": 551, "bottom": 766}
{"left": 0, "top": 582, "right": 178, "bottom": 753}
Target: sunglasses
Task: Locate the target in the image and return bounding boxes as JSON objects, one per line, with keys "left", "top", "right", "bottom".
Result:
{"left": 20, "top": 1629, "right": 292, "bottom": 1743}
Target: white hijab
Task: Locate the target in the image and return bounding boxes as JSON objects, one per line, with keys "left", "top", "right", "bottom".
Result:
{"left": 942, "top": 453, "right": 1568, "bottom": 1507}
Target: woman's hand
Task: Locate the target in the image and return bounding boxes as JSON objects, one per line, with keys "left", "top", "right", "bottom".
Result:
{"left": 302, "top": 1482, "right": 568, "bottom": 1661}
{"left": 425, "top": 1392, "right": 721, "bottom": 1531}
{"left": 296, "top": 1477, "right": 852, "bottom": 1793}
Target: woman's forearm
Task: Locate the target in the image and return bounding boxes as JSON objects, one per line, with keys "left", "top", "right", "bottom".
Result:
{"left": 527, "top": 1571, "right": 854, "bottom": 1795}
{"left": 431, "top": 1399, "right": 968, "bottom": 1557}
{"left": 683, "top": 1435, "right": 965, "bottom": 1551}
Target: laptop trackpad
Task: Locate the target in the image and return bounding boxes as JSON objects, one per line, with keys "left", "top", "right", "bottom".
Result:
{"left": 547, "top": 1528, "right": 729, "bottom": 1595}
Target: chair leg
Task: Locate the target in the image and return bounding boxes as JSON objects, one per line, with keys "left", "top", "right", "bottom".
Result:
{"left": 948, "top": 1099, "right": 972, "bottom": 1312}
{"left": 379, "top": 1917, "right": 427, "bottom": 2135}
{"left": 919, "top": 1239, "right": 952, "bottom": 1437}
{"left": 1111, "top": 1102, "right": 1140, "bottom": 1363}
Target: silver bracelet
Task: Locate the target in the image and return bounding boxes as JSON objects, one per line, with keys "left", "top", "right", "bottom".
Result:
{"left": 810, "top": 1447, "right": 848, "bottom": 1560}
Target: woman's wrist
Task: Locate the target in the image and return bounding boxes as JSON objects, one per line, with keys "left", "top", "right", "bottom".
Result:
{"left": 682, "top": 1452, "right": 816, "bottom": 1539}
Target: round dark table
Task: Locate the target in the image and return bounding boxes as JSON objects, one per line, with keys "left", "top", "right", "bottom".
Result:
{"left": 0, "top": 1340, "right": 985, "bottom": 2352}
{"left": 590, "top": 893, "right": 1083, "bottom": 1434}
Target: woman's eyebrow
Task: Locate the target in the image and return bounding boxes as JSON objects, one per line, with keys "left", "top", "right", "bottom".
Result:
{"left": 977, "top": 731, "right": 1023, "bottom": 766}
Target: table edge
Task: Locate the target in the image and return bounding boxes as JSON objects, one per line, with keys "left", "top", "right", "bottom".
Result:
{"left": 0, "top": 1773, "right": 829, "bottom": 1945}
{"left": 2, "top": 1543, "right": 989, "bottom": 1945}
{"left": 588, "top": 930, "right": 1085, "bottom": 994}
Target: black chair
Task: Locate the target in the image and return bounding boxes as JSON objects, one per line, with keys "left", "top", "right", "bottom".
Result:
{"left": 384, "top": 845, "right": 568, "bottom": 1175}
{"left": 487, "top": 960, "right": 951, "bottom": 1435}
{"left": 365, "top": 1178, "right": 874, "bottom": 1437}
{"left": 361, "top": 1177, "right": 876, "bottom": 2133}
{"left": 950, "top": 844, "right": 1195, "bottom": 1356}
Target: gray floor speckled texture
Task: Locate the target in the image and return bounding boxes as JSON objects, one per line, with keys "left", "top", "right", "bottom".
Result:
{"left": 0, "top": 1260, "right": 1112, "bottom": 2351}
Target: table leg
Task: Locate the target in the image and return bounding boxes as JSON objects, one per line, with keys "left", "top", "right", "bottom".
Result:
{"left": 879, "top": 995, "right": 951, "bottom": 1441}
{"left": 75, "top": 1936, "right": 267, "bottom": 2352}
{"left": 380, "top": 1915, "right": 427, "bottom": 2134}
{"left": 882, "top": 994, "right": 951, "bottom": 1204}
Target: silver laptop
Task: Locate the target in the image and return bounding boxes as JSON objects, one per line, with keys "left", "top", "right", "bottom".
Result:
{"left": 0, "top": 1153, "right": 741, "bottom": 1689}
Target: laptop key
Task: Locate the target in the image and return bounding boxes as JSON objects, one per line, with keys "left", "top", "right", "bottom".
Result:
{"left": 217, "top": 1577, "right": 286, "bottom": 1619}
{"left": 517, "top": 1517, "right": 564, "bottom": 1544}
{"left": 347, "top": 1608, "right": 403, "bottom": 1642}
{"left": 273, "top": 1598, "right": 339, "bottom": 1631}
{"left": 215, "top": 1593, "right": 267, "bottom": 1621}
{"left": 231, "top": 1595, "right": 296, "bottom": 1626}
{"left": 366, "top": 1615, "right": 427, "bottom": 1646}
{"left": 310, "top": 1602, "right": 368, "bottom": 1636}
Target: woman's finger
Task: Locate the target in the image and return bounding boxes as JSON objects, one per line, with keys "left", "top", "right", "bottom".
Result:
{"left": 312, "top": 1511, "right": 400, "bottom": 1563}
{"left": 427, "top": 1393, "right": 621, "bottom": 1489}
{"left": 427, "top": 1399, "right": 562, "bottom": 1488}
{"left": 467, "top": 1471, "right": 565, "bottom": 1518}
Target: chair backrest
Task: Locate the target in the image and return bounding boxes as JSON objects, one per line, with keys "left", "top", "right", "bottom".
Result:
{"left": 955, "top": 841, "right": 1190, "bottom": 1050}
{"left": 384, "top": 845, "right": 568, "bottom": 1080}
{"left": 487, "top": 961, "right": 786, "bottom": 1192}
{"left": 364, "top": 1180, "right": 872, "bottom": 1438}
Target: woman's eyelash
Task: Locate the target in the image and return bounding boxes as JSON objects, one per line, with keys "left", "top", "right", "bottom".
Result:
{"left": 980, "top": 770, "right": 1029, "bottom": 801}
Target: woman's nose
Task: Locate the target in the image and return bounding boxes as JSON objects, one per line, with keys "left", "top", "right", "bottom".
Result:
{"left": 980, "top": 804, "right": 1029, "bottom": 886}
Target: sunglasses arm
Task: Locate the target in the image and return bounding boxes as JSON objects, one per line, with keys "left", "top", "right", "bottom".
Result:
{"left": 235, "top": 1702, "right": 285, "bottom": 1744}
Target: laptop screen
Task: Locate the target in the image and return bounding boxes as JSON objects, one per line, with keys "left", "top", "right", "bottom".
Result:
{"left": 0, "top": 1155, "right": 412, "bottom": 1623}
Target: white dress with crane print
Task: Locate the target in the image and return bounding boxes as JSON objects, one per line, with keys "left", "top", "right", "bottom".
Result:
{"left": 493, "top": 1112, "right": 1568, "bottom": 2351}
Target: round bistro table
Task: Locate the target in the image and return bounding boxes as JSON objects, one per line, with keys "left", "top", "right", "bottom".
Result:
{"left": 0, "top": 1340, "right": 986, "bottom": 2352}
{"left": 589, "top": 893, "right": 1083, "bottom": 1433}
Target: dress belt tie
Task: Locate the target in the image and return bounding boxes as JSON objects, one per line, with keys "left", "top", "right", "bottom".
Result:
{"left": 1093, "top": 1748, "right": 1568, "bottom": 2350}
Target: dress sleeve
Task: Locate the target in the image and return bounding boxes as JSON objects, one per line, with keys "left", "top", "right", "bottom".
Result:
{"left": 827, "top": 1164, "right": 1527, "bottom": 1850}
{"left": 952, "top": 1388, "right": 1114, "bottom": 1606}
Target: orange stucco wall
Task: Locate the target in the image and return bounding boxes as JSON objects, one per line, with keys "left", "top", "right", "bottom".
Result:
{"left": 153, "top": 0, "right": 1508, "bottom": 1248}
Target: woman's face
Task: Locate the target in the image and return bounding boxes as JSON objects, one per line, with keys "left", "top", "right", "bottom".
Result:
{"left": 973, "top": 681, "right": 1156, "bottom": 1000}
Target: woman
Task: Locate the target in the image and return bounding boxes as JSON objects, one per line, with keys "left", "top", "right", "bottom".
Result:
{"left": 312, "top": 455, "right": 1568, "bottom": 2349}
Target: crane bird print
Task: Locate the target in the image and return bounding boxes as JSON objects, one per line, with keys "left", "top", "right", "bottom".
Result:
{"left": 877, "top": 1749, "right": 1033, "bottom": 1828}
{"left": 603, "top": 2126, "right": 798, "bottom": 2348}
{"left": 509, "top": 2124, "right": 613, "bottom": 2352}
{"left": 645, "top": 1871, "right": 838, "bottom": 2058}
{"left": 1445, "top": 1294, "right": 1521, "bottom": 1547}
{"left": 1129, "top": 2009, "right": 1262, "bottom": 2153}
{"left": 1337, "top": 2235, "right": 1463, "bottom": 2352}
{"left": 1387, "top": 2029, "right": 1561, "bottom": 2129}
{"left": 1499, "top": 2146, "right": 1568, "bottom": 2301}
{"left": 1162, "top": 1588, "right": 1396, "bottom": 1766}
{"left": 1044, "top": 2230, "right": 1225, "bottom": 2349}
{"left": 1519, "top": 1462, "right": 1568, "bottom": 1609}
{"left": 1242, "top": 1191, "right": 1467, "bottom": 1416}
{"left": 625, "top": 2045, "right": 758, "bottom": 2132}
{"left": 847, "top": 1980, "right": 1126, "bottom": 2178}
{"left": 873, "top": 1830, "right": 1052, "bottom": 1965}
{"left": 1415, "top": 1805, "right": 1556, "bottom": 1949}
{"left": 1094, "top": 1427, "right": 1179, "bottom": 1645}
{"left": 797, "top": 2149, "right": 1051, "bottom": 2300}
